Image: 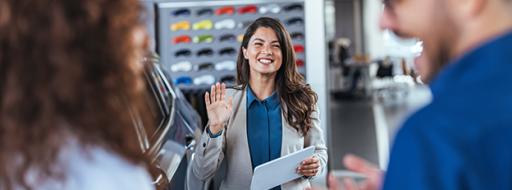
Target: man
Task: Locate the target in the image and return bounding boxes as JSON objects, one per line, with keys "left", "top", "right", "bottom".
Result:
{"left": 322, "top": 0, "right": 512, "bottom": 189}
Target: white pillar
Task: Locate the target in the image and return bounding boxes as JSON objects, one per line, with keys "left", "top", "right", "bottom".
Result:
{"left": 305, "top": 0, "right": 329, "bottom": 185}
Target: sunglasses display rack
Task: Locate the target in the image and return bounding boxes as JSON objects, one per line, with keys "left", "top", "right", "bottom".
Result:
{"left": 157, "top": 0, "right": 306, "bottom": 90}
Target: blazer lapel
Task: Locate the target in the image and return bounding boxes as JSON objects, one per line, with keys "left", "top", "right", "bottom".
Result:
{"left": 230, "top": 87, "right": 254, "bottom": 175}
{"left": 280, "top": 106, "right": 291, "bottom": 156}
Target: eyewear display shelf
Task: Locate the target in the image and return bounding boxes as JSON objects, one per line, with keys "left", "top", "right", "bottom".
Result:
{"left": 157, "top": 0, "right": 306, "bottom": 91}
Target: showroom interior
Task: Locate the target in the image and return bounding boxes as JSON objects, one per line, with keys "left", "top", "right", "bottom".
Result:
{"left": 137, "top": 0, "right": 430, "bottom": 189}
{"left": 0, "top": 0, "right": 436, "bottom": 189}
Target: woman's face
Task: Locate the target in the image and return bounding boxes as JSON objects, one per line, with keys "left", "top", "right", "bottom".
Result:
{"left": 243, "top": 27, "right": 283, "bottom": 77}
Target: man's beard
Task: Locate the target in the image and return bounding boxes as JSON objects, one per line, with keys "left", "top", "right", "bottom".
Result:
{"left": 421, "top": 39, "right": 453, "bottom": 84}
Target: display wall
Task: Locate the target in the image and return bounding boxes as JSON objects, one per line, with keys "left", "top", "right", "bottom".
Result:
{"left": 157, "top": 0, "right": 306, "bottom": 90}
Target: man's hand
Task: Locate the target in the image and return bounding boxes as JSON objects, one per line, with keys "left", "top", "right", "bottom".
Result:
{"left": 341, "top": 154, "right": 383, "bottom": 190}
{"left": 306, "top": 154, "right": 383, "bottom": 190}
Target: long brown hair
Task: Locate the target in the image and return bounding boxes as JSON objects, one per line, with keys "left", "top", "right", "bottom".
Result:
{"left": 0, "top": 0, "right": 152, "bottom": 189}
{"left": 236, "top": 17, "right": 318, "bottom": 135}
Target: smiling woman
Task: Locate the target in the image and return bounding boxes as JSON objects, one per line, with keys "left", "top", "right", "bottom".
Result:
{"left": 192, "top": 17, "right": 327, "bottom": 190}
{"left": 0, "top": 0, "right": 154, "bottom": 190}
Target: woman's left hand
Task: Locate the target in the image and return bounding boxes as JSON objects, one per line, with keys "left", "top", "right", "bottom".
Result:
{"left": 297, "top": 156, "right": 320, "bottom": 177}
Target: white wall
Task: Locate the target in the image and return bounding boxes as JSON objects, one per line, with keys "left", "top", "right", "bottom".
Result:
{"left": 363, "top": 0, "right": 386, "bottom": 59}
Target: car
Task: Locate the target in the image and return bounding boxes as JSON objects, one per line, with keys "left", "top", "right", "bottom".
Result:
{"left": 192, "top": 20, "right": 213, "bottom": 30}
{"left": 214, "top": 19, "right": 236, "bottom": 30}
{"left": 197, "top": 48, "right": 214, "bottom": 57}
{"left": 138, "top": 53, "right": 202, "bottom": 190}
{"left": 220, "top": 75, "right": 236, "bottom": 84}
{"left": 196, "top": 62, "right": 215, "bottom": 71}
{"left": 219, "top": 34, "right": 237, "bottom": 43}
{"left": 293, "top": 44, "right": 305, "bottom": 53}
{"left": 238, "top": 5, "right": 258, "bottom": 14}
{"left": 237, "top": 34, "right": 244, "bottom": 42}
{"left": 290, "top": 32, "right": 304, "bottom": 40}
{"left": 170, "top": 61, "right": 193, "bottom": 72}
{"left": 259, "top": 4, "right": 281, "bottom": 14}
{"left": 283, "top": 3, "right": 303, "bottom": 12}
{"left": 174, "top": 76, "right": 193, "bottom": 85}
{"left": 237, "top": 20, "right": 253, "bottom": 29}
{"left": 174, "top": 49, "right": 192, "bottom": 57}
{"left": 215, "top": 60, "right": 236, "bottom": 71}
{"left": 170, "top": 21, "right": 190, "bottom": 31}
{"left": 296, "top": 59, "right": 305, "bottom": 67}
{"left": 286, "top": 17, "right": 304, "bottom": 26}
{"left": 193, "top": 74, "right": 216, "bottom": 85}
{"left": 215, "top": 6, "right": 235, "bottom": 15}
{"left": 193, "top": 35, "right": 214, "bottom": 43}
{"left": 172, "top": 8, "right": 191, "bottom": 17}
{"left": 196, "top": 8, "right": 213, "bottom": 16}
{"left": 218, "top": 47, "right": 237, "bottom": 56}
{"left": 172, "top": 35, "right": 191, "bottom": 44}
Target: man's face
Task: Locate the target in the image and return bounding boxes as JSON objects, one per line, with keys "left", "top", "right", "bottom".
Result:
{"left": 380, "top": 0, "right": 458, "bottom": 83}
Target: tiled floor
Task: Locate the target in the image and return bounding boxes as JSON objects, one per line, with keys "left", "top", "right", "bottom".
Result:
{"left": 327, "top": 86, "right": 431, "bottom": 171}
{"left": 328, "top": 97, "right": 380, "bottom": 170}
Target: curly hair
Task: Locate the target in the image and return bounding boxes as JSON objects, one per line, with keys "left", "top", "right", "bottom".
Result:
{"left": 236, "top": 17, "right": 318, "bottom": 135}
{"left": 0, "top": 0, "right": 152, "bottom": 189}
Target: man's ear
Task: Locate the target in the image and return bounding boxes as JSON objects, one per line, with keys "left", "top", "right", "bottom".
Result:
{"left": 460, "top": 0, "right": 486, "bottom": 18}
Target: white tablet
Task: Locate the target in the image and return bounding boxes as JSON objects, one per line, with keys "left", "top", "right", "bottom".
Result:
{"left": 250, "top": 146, "right": 315, "bottom": 190}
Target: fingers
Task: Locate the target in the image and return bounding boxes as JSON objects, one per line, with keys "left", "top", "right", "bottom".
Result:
{"left": 303, "top": 169, "right": 319, "bottom": 176}
{"left": 299, "top": 157, "right": 319, "bottom": 170}
{"left": 297, "top": 157, "right": 320, "bottom": 176}
{"left": 298, "top": 168, "right": 318, "bottom": 177}
{"left": 204, "top": 92, "right": 211, "bottom": 105}
{"left": 209, "top": 82, "right": 229, "bottom": 103}
{"left": 210, "top": 84, "right": 216, "bottom": 102}
{"left": 215, "top": 83, "right": 221, "bottom": 102}
{"left": 300, "top": 163, "right": 320, "bottom": 170}
{"left": 343, "top": 154, "right": 379, "bottom": 175}
{"left": 327, "top": 172, "right": 341, "bottom": 190}
{"left": 221, "top": 83, "right": 226, "bottom": 101}
{"left": 302, "top": 157, "right": 319, "bottom": 165}
{"left": 343, "top": 178, "right": 359, "bottom": 190}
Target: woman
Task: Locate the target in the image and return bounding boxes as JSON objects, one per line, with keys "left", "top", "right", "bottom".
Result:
{"left": 192, "top": 17, "right": 328, "bottom": 189}
{"left": 0, "top": 0, "right": 154, "bottom": 189}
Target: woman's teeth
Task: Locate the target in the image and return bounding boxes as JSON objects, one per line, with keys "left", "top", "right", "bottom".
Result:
{"left": 258, "top": 58, "right": 273, "bottom": 64}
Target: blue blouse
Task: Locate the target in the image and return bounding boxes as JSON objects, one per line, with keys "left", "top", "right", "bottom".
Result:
{"left": 246, "top": 86, "right": 283, "bottom": 177}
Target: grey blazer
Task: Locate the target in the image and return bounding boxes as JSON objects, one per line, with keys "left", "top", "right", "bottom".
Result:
{"left": 192, "top": 87, "right": 328, "bottom": 190}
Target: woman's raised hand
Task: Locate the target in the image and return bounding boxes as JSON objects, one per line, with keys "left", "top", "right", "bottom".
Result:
{"left": 205, "top": 83, "right": 233, "bottom": 134}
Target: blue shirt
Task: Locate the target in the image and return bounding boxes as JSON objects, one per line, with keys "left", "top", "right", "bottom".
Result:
{"left": 246, "top": 86, "right": 283, "bottom": 172}
{"left": 383, "top": 31, "right": 512, "bottom": 190}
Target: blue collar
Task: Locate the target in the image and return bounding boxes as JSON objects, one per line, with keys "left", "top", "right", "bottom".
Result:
{"left": 246, "top": 86, "right": 280, "bottom": 109}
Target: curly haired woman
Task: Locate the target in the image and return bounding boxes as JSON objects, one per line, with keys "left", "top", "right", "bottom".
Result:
{"left": 0, "top": 0, "right": 154, "bottom": 189}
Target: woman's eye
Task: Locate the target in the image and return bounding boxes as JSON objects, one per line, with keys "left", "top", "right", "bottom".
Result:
{"left": 272, "top": 45, "right": 280, "bottom": 48}
{"left": 254, "top": 42, "right": 262, "bottom": 46}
